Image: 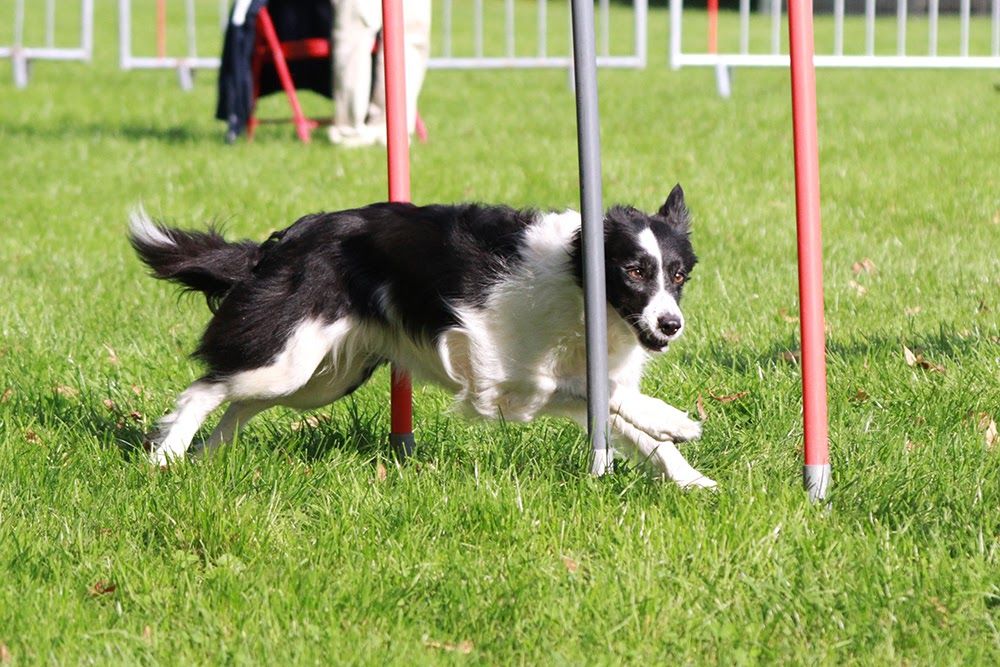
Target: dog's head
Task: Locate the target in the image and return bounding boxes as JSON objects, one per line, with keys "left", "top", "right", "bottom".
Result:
{"left": 575, "top": 184, "right": 697, "bottom": 353}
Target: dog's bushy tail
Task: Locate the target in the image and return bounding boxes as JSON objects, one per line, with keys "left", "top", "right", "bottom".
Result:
{"left": 128, "top": 208, "right": 261, "bottom": 312}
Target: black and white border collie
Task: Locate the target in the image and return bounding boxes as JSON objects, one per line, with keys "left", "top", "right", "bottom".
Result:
{"left": 129, "top": 185, "right": 715, "bottom": 489}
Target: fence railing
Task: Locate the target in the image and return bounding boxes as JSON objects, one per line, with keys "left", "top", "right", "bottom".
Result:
{"left": 1, "top": 0, "right": 94, "bottom": 88}
{"left": 670, "top": 0, "right": 1000, "bottom": 96}
{"left": 428, "top": 0, "right": 648, "bottom": 70}
{"left": 117, "top": 0, "right": 229, "bottom": 90}
{"left": 114, "top": 0, "right": 648, "bottom": 89}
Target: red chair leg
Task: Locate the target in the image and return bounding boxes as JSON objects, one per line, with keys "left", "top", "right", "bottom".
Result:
{"left": 256, "top": 8, "right": 312, "bottom": 143}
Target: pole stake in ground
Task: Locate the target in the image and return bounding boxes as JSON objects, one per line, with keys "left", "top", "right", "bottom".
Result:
{"left": 569, "top": 0, "right": 611, "bottom": 475}
{"left": 381, "top": 0, "right": 415, "bottom": 460}
{"left": 787, "top": 0, "right": 831, "bottom": 501}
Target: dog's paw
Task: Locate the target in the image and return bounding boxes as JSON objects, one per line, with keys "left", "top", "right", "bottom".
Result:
{"left": 679, "top": 474, "right": 717, "bottom": 491}
{"left": 614, "top": 396, "right": 703, "bottom": 443}
{"left": 639, "top": 413, "right": 701, "bottom": 443}
{"left": 668, "top": 414, "right": 702, "bottom": 442}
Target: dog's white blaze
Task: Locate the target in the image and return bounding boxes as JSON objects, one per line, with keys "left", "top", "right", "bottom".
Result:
{"left": 636, "top": 227, "right": 684, "bottom": 339}
{"left": 129, "top": 206, "right": 174, "bottom": 248}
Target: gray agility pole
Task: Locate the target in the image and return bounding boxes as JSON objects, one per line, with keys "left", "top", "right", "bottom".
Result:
{"left": 569, "top": 0, "right": 611, "bottom": 476}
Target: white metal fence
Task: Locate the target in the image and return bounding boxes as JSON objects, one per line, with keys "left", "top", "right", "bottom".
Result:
{"left": 428, "top": 0, "right": 648, "bottom": 70}
{"left": 117, "top": 0, "right": 229, "bottom": 90}
{"left": 113, "top": 0, "right": 649, "bottom": 89}
{"left": 1, "top": 0, "right": 94, "bottom": 88}
{"left": 670, "top": 0, "right": 1000, "bottom": 96}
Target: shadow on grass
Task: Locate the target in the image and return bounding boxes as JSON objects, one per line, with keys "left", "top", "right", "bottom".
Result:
{"left": 681, "top": 328, "right": 995, "bottom": 374}
{"left": 2, "top": 121, "right": 224, "bottom": 145}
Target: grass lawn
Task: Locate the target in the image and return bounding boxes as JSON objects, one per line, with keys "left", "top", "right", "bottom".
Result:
{"left": 1, "top": 2, "right": 999, "bottom": 664}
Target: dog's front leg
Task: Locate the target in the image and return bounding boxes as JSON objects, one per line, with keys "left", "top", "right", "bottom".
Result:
{"left": 609, "top": 415, "right": 716, "bottom": 489}
{"left": 609, "top": 388, "right": 702, "bottom": 443}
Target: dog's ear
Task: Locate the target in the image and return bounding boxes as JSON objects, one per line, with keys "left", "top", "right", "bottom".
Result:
{"left": 657, "top": 183, "right": 690, "bottom": 233}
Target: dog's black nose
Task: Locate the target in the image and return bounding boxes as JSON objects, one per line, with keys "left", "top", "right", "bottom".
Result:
{"left": 657, "top": 316, "right": 683, "bottom": 337}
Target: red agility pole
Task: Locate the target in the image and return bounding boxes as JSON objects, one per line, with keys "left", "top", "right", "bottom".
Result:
{"left": 787, "top": 0, "right": 831, "bottom": 500}
{"left": 381, "top": 0, "right": 415, "bottom": 458}
{"left": 707, "top": 0, "right": 718, "bottom": 54}
{"left": 156, "top": 0, "right": 167, "bottom": 59}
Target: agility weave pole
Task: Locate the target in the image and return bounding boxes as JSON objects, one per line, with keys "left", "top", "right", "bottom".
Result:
{"left": 569, "top": 0, "right": 612, "bottom": 475}
{"left": 381, "top": 0, "right": 416, "bottom": 459}
{"left": 787, "top": 0, "right": 831, "bottom": 501}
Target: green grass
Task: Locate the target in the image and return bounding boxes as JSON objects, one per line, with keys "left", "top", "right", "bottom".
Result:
{"left": 2, "top": 2, "right": 1000, "bottom": 664}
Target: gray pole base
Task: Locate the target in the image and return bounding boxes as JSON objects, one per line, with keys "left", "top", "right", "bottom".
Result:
{"left": 390, "top": 433, "right": 415, "bottom": 461}
{"left": 803, "top": 463, "right": 831, "bottom": 502}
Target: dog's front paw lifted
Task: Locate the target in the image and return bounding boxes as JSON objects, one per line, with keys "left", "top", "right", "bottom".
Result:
{"left": 636, "top": 411, "right": 702, "bottom": 443}
{"left": 669, "top": 414, "right": 702, "bottom": 442}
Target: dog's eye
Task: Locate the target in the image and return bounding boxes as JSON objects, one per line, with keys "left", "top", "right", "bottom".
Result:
{"left": 672, "top": 271, "right": 687, "bottom": 285}
{"left": 626, "top": 267, "right": 645, "bottom": 281}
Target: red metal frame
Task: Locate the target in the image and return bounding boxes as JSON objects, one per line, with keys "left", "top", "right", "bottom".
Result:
{"left": 787, "top": 1, "right": 831, "bottom": 478}
{"left": 246, "top": 8, "right": 426, "bottom": 146}
{"left": 248, "top": 7, "right": 314, "bottom": 143}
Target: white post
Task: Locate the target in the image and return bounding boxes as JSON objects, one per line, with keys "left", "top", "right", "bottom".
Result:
{"left": 186, "top": 0, "right": 198, "bottom": 59}
{"left": 46, "top": 0, "right": 56, "bottom": 48}
{"left": 13, "top": 0, "right": 28, "bottom": 88}
{"left": 740, "top": 0, "right": 750, "bottom": 54}
{"left": 928, "top": 0, "right": 939, "bottom": 57}
{"left": 669, "top": 0, "right": 682, "bottom": 70}
{"left": 538, "top": 0, "right": 547, "bottom": 58}
{"left": 474, "top": 0, "right": 483, "bottom": 58}
{"left": 897, "top": 0, "right": 907, "bottom": 56}
{"left": 771, "top": 0, "right": 782, "bottom": 55}
{"left": 443, "top": 0, "right": 452, "bottom": 58}
{"left": 82, "top": 0, "right": 94, "bottom": 60}
{"left": 865, "top": 0, "right": 875, "bottom": 56}
{"left": 505, "top": 0, "right": 515, "bottom": 57}
{"left": 834, "top": 0, "right": 844, "bottom": 56}
{"left": 635, "top": 0, "right": 647, "bottom": 68}
{"left": 960, "top": 0, "right": 970, "bottom": 57}
{"left": 994, "top": 0, "right": 1000, "bottom": 57}
{"left": 600, "top": 0, "right": 610, "bottom": 57}
{"left": 119, "top": 0, "right": 133, "bottom": 70}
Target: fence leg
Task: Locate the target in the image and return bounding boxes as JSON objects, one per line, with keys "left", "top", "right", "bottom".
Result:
{"left": 13, "top": 51, "right": 29, "bottom": 88}
{"left": 177, "top": 64, "right": 194, "bottom": 91}
{"left": 714, "top": 64, "right": 732, "bottom": 98}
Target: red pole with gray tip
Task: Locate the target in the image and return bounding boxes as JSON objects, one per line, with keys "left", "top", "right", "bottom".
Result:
{"left": 382, "top": 0, "right": 415, "bottom": 458}
{"left": 788, "top": 0, "right": 831, "bottom": 500}
{"left": 569, "top": 0, "right": 611, "bottom": 475}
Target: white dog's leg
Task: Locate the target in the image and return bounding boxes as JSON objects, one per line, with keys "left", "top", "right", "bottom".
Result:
{"left": 547, "top": 390, "right": 714, "bottom": 488}
{"left": 146, "top": 380, "right": 228, "bottom": 466}
{"left": 610, "top": 388, "right": 702, "bottom": 443}
{"left": 610, "top": 416, "right": 716, "bottom": 489}
{"left": 190, "top": 400, "right": 270, "bottom": 459}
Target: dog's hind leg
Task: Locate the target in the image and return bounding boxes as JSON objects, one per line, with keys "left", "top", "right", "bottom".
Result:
{"left": 190, "top": 400, "right": 271, "bottom": 459}
{"left": 146, "top": 379, "right": 228, "bottom": 466}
